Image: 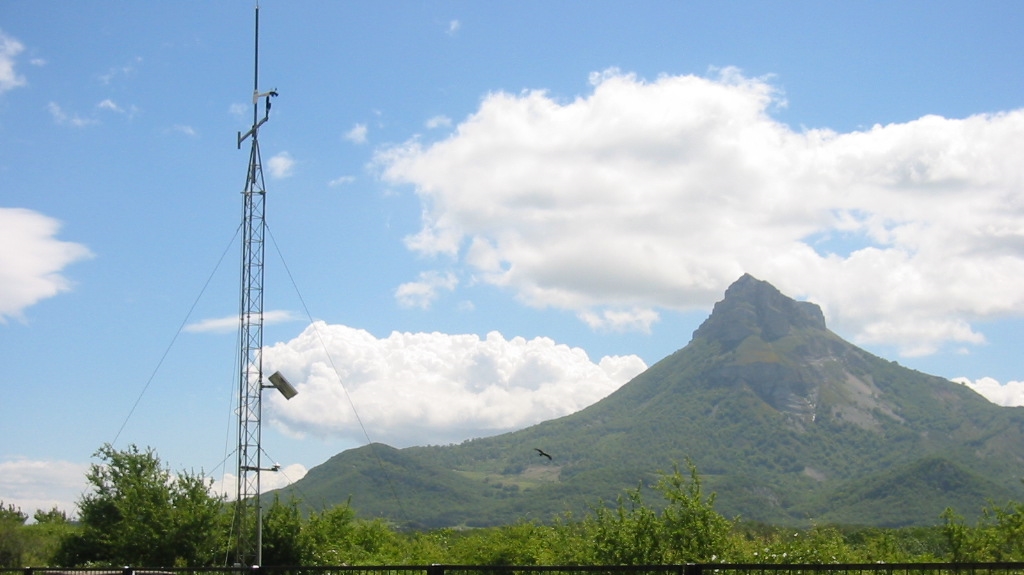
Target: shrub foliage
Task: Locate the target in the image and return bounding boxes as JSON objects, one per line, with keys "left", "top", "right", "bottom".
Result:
{"left": 10, "top": 445, "right": 1024, "bottom": 567}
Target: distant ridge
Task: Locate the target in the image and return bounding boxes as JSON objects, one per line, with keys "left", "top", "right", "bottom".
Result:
{"left": 276, "top": 274, "right": 1024, "bottom": 528}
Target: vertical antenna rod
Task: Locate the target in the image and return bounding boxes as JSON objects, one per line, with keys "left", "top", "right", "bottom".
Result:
{"left": 233, "top": 2, "right": 278, "bottom": 567}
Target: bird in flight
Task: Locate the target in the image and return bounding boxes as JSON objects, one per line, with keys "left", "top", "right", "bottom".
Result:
{"left": 534, "top": 448, "right": 552, "bottom": 460}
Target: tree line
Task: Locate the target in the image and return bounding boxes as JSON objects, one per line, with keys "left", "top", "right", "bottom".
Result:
{"left": 3, "top": 444, "right": 1024, "bottom": 568}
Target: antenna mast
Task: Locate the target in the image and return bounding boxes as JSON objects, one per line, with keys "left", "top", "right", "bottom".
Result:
{"left": 233, "top": 3, "right": 278, "bottom": 567}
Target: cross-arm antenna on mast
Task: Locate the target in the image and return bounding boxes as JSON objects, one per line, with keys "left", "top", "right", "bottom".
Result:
{"left": 237, "top": 4, "right": 278, "bottom": 149}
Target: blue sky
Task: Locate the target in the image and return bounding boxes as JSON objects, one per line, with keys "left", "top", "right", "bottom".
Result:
{"left": 2, "top": 1, "right": 1024, "bottom": 517}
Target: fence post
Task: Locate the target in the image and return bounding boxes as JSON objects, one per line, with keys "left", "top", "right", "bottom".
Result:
{"left": 428, "top": 564, "right": 445, "bottom": 575}
{"left": 685, "top": 563, "right": 701, "bottom": 575}
{"left": 122, "top": 566, "right": 133, "bottom": 575}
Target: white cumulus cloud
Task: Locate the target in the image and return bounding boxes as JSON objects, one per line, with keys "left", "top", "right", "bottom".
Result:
{"left": 345, "top": 123, "right": 368, "bottom": 144}
{"left": 267, "top": 151, "right": 295, "bottom": 178}
{"left": 0, "top": 208, "right": 92, "bottom": 321}
{"left": 261, "top": 322, "right": 648, "bottom": 446}
{"left": 0, "top": 29, "right": 27, "bottom": 94}
{"left": 953, "top": 377, "right": 1024, "bottom": 407}
{"left": 395, "top": 270, "right": 458, "bottom": 309}
{"left": 377, "top": 68, "right": 1024, "bottom": 357}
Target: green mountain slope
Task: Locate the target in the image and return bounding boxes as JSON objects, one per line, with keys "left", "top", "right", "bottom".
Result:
{"left": 810, "top": 456, "right": 1018, "bottom": 527}
{"left": 275, "top": 274, "right": 1024, "bottom": 528}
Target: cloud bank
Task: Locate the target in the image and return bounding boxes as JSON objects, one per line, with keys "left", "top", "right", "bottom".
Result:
{"left": 259, "top": 321, "right": 1024, "bottom": 447}
{"left": 0, "top": 459, "right": 88, "bottom": 519}
{"left": 954, "top": 377, "right": 1024, "bottom": 407}
{"left": 377, "top": 68, "right": 1024, "bottom": 357}
{"left": 262, "top": 322, "right": 647, "bottom": 447}
{"left": 0, "top": 208, "right": 92, "bottom": 322}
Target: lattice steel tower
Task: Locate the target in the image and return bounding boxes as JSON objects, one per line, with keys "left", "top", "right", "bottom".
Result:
{"left": 233, "top": 4, "right": 279, "bottom": 566}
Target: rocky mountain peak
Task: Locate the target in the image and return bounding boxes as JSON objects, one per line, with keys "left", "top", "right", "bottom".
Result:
{"left": 692, "top": 273, "right": 826, "bottom": 349}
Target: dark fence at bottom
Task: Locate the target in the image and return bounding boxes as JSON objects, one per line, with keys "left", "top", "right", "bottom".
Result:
{"left": 8, "top": 563, "right": 1024, "bottom": 575}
